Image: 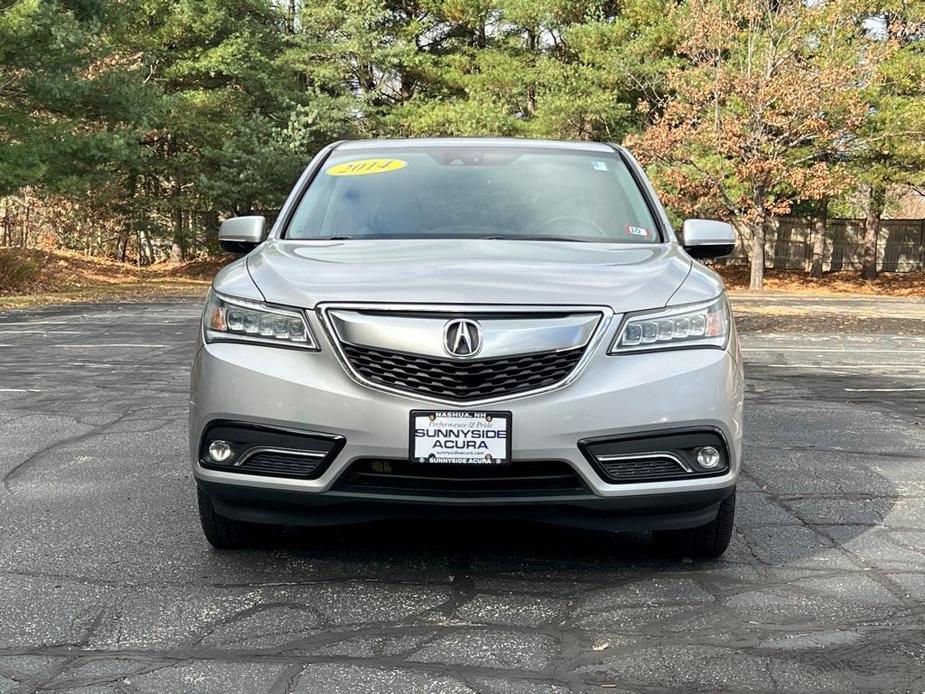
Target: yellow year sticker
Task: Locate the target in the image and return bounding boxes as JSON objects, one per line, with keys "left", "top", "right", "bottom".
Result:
{"left": 325, "top": 158, "right": 407, "bottom": 177}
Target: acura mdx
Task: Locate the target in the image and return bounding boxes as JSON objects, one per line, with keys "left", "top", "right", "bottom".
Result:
{"left": 190, "top": 138, "right": 743, "bottom": 557}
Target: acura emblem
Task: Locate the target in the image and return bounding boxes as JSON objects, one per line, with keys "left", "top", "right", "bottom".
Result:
{"left": 444, "top": 319, "right": 482, "bottom": 358}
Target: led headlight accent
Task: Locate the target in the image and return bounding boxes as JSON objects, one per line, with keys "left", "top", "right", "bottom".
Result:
{"left": 611, "top": 295, "right": 730, "bottom": 353}
{"left": 204, "top": 291, "right": 317, "bottom": 349}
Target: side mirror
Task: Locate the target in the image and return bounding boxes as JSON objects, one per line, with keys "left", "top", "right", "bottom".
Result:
{"left": 219, "top": 216, "right": 267, "bottom": 254}
{"left": 681, "top": 219, "right": 736, "bottom": 259}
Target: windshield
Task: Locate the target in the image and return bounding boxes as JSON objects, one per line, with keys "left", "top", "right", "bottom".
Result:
{"left": 285, "top": 145, "right": 661, "bottom": 243}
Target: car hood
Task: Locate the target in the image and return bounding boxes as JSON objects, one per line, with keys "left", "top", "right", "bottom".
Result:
{"left": 245, "top": 239, "right": 693, "bottom": 312}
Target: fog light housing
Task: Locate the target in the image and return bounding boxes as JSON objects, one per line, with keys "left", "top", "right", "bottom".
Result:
{"left": 696, "top": 446, "right": 721, "bottom": 469}
{"left": 208, "top": 440, "right": 234, "bottom": 463}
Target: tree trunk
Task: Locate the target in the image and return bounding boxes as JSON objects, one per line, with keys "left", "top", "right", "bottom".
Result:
{"left": 137, "top": 230, "right": 147, "bottom": 265}
{"left": 526, "top": 29, "right": 537, "bottom": 117}
{"left": 861, "top": 185, "right": 884, "bottom": 281}
{"left": 399, "top": 76, "right": 413, "bottom": 102}
{"left": 170, "top": 176, "right": 184, "bottom": 263}
{"left": 2, "top": 200, "right": 9, "bottom": 246}
{"left": 22, "top": 200, "right": 30, "bottom": 248}
{"left": 287, "top": 0, "right": 298, "bottom": 33}
{"left": 749, "top": 191, "right": 768, "bottom": 290}
{"left": 749, "top": 220, "right": 765, "bottom": 290}
{"left": 809, "top": 197, "right": 828, "bottom": 278}
{"left": 139, "top": 228, "right": 155, "bottom": 265}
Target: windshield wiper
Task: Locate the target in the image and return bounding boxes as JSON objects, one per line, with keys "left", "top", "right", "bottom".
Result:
{"left": 481, "top": 234, "right": 591, "bottom": 243}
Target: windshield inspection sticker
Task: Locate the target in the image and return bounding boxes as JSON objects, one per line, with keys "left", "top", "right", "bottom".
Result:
{"left": 326, "top": 158, "right": 407, "bottom": 176}
{"left": 625, "top": 225, "right": 652, "bottom": 239}
{"left": 592, "top": 160, "right": 609, "bottom": 171}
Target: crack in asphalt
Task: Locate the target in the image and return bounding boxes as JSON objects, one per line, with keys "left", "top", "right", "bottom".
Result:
{"left": 1, "top": 408, "right": 144, "bottom": 493}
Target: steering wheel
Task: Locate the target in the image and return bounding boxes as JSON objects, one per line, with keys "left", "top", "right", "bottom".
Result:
{"left": 535, "top": 216, "right": 609, "bottom": 238}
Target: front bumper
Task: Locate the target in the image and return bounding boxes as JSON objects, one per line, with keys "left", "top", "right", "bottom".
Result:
{"left": 198, "top": 479, "right": 735, "bottom": 532}
{"left": 189, "top": 315, "right": 744, "bottom": 526}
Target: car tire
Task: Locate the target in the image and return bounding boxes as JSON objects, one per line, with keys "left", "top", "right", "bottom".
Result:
{"left": 197, "top": 487, "right": 273, "bottom": 549}
{"left": 653, "top": 489, "right": 736, "bottom": 559}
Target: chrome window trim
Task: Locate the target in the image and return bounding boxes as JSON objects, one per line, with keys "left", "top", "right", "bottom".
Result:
{"left": 317, "top": 303, "right": 616, "bottom": 407}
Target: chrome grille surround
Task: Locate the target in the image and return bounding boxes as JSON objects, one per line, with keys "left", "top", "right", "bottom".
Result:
{"left": 318, "top": 303, "right": 614, "bottom": 405}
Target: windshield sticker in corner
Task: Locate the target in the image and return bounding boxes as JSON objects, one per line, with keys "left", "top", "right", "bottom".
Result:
{"left": 625, "top": 225, "right": 653, "bottom": 239}
{"left": 325, "top": 159, "right": 407, "bottom": 176}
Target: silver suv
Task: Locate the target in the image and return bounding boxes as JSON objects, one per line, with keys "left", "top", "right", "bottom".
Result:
{"left": 190, "top": 138, "right": 743, "bottom": 557}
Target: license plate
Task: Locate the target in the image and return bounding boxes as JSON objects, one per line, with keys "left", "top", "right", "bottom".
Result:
{"left": 410, "top": 411, "right": 512, "bottom": 465}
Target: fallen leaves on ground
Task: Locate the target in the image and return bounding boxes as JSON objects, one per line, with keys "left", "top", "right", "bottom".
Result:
{"left": 718, "top": 266, "right": 925, "bottom": 296}
{"left": 0, "top": 248, "right": 226, "bottom": 308}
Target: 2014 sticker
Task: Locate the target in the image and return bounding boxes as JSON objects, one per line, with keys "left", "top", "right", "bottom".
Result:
{"left": 625, "top": 225, "right": 651, "bottom": 238}
{"left": 325, "top": 159, "right": 407, "bottom": 176}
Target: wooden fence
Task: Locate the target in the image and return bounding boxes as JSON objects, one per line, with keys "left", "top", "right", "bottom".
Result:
{"left": 722, "top": 217, "right": 925, "bottom": 272}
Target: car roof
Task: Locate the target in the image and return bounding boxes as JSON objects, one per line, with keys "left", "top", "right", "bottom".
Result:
{"left": 333, "top": 137, "right": 616, "bottom": 153}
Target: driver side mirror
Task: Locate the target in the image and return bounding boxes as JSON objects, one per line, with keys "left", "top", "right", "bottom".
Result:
{"left": 219, "top": 216, "right": 267, "bottom": 254}
{"left": 681, "top": 219, "right": 736, "bottom": 259}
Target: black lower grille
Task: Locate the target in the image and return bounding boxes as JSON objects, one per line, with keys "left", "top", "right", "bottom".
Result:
{"left": 334, "top": 459, "right": 589, "bottom": 497}
{"left": 199, "top": 421, "right": 344, "bottom": 479}
{"left": 579, "top": 428, "right": 730, "bottom": 484}
{"left": 341, "top": 344, "right": 585, "bottom": 401}
{"left": 236, "top": 452, "right": 323, "bottom": 477}
{"left": 599, "top": 457, "right": 687, "bottom": 481}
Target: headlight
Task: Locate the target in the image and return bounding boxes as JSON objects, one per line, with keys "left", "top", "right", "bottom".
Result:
{"left": 203, "top": 291, "right": 317, "bottom": 350}
{"left": 610, "top": 295, "right": 730, "bottom": 353}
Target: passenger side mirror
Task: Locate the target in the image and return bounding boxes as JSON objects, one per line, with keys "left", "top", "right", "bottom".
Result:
{"left": 219, "top": 216, "right": 267, "bottom": 254}
{"left": 681, "top": 219, "right": 736, "bottom": 259}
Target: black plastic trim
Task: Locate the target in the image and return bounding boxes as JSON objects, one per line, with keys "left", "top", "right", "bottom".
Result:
{"left": 334, "top": 457, "right": 586, "bottom": 498}
{"left": 199, "top": 419, "right": 345, "bottom": 480}
{"left": 685, "top": 243, "right": 736, "bottom": 259}
{"left": 579, "top": 426, "right": 731, "bottom": 484}
{"left": 220, "top": 239, "right": 261, "bottom": 254}
{"left": 197, "top": 479, "right": 735, "bottom": 532}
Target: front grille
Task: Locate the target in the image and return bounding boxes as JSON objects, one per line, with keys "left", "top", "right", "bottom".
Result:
{"left": 236, "top": 452, "right": 322, "bottom": 477}
{"left": 334, "top": 459, "right": 589, "bottom": 497}
{"left": 598, "top": 456, "right": 688, "bottom": 481}
{"left": 340, "top": 344, "right": 585, "bottom": 401}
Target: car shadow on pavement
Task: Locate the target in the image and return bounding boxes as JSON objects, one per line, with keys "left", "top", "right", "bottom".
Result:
{"left": 270, "top": 519, "right": 668, "bottom": 564}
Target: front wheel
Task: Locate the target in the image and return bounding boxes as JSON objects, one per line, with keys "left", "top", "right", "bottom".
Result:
{"left": 653, "top": 489, "right": 736, "bottom": 559}
{"left": 197, "top": 487, "right": 276, "bottom": 549}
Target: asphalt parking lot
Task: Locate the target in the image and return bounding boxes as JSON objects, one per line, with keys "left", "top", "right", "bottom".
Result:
{"left": 1, "top": 296, "right": 924, "bottom": 693}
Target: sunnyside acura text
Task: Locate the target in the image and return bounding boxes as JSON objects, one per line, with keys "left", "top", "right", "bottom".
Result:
{"left": 189, "top": 138, "right": 744, "bottom": 557}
